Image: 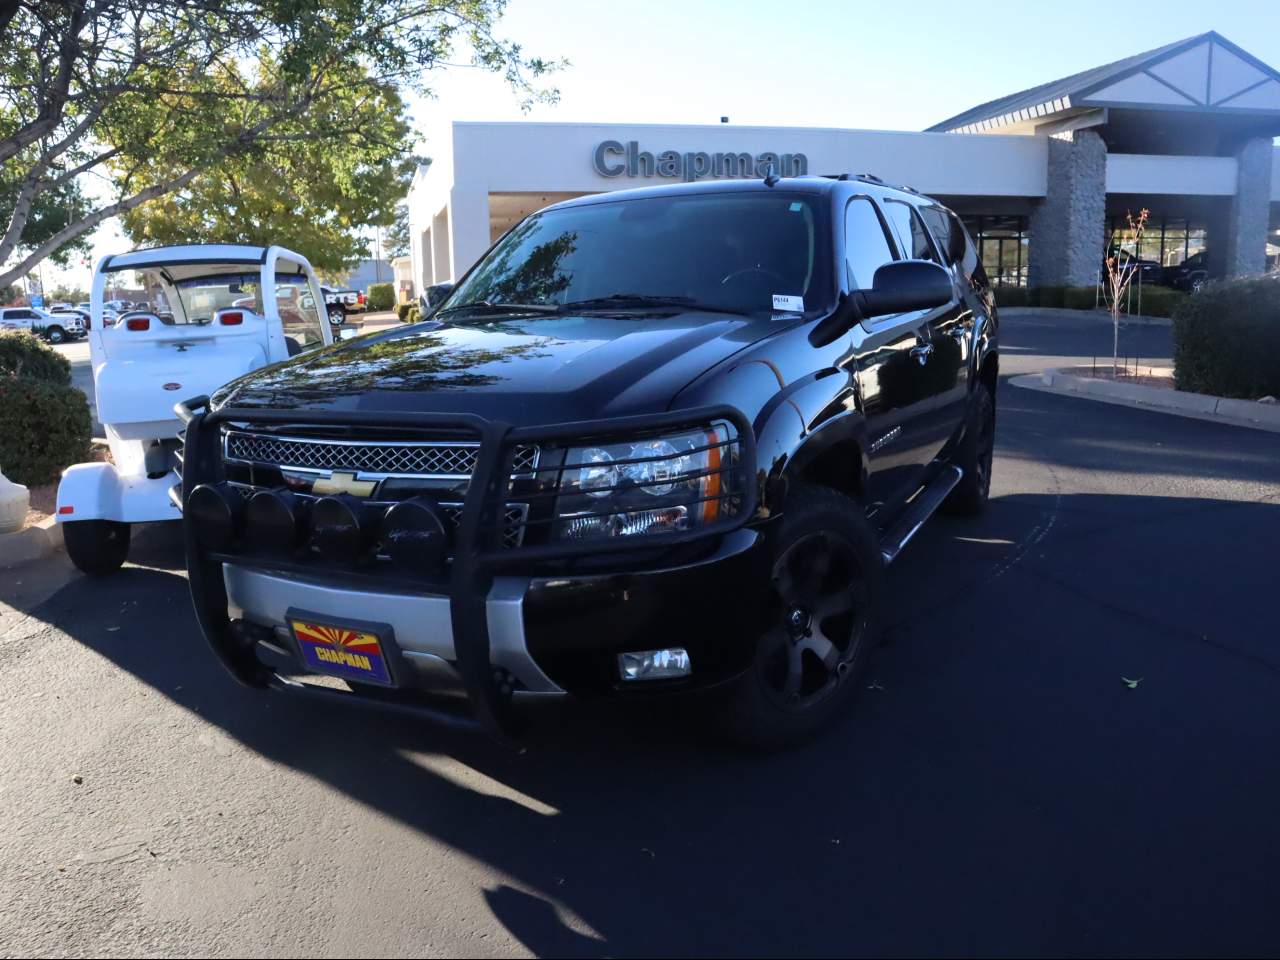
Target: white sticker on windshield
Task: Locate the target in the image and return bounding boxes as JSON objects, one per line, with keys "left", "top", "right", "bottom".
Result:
{"left": 772, "top": 294, "right": 805, "bottom": 313}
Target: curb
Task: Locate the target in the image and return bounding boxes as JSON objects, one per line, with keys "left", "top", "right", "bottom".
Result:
{"left": 0, "top": 516, "right": 64, "bottom": 569}
{"left": 1011, "top": 368, "right": 1280, "bottom": 434}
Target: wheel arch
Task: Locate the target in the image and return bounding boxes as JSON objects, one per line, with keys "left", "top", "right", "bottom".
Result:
{"left": 773, "top": 414, "right": 869, "bottom": 514}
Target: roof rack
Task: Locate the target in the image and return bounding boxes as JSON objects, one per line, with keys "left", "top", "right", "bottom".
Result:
{"left": 821, "top": 172, "right": 928, "bottom": 195}
{"left": 819, "top": 172, "right": 884, "bottom": 183}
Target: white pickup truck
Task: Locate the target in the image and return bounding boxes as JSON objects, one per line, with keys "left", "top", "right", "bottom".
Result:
{"left": 56, "top": 243, "right": 333, "bottom": 574}
{"left": 0, "top": 305, "right": 85, "bottom": 343}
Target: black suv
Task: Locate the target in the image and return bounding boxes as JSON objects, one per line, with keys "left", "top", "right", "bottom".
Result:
{"left": 176, "top": 176, "right": 998, "bottom": 747}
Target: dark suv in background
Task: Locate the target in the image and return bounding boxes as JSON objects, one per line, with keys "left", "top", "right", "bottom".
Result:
{"left": 177, "top": 175, "right": 998, "bottom": 747}
{"left": 1164, "top": 250, "right": 1210, "bottom": 292}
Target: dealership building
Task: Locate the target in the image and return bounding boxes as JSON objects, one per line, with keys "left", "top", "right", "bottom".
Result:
{"left": 408, "top": 32, "right": 1280, "bottom": 295}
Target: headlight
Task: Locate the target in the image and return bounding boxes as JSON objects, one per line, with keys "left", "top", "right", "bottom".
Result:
{"left": 555, "top": 424, "right": 736, "bottom": 541}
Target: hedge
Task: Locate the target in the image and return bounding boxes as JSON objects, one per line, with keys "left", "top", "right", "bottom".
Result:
{"left": 1173, "top": 275, "right": 1280, "bottom": 399}
{"left": 0, "top": 330, "right": 71, "bottom": 385}
{"left": 366, "top": 282, "right": 395, "bottom": 312}
{"left": 0, "top": 375, "right": 91, "bottom": 486}
{"left": 993, "top": 284, "right": 1186, "bottom": 318}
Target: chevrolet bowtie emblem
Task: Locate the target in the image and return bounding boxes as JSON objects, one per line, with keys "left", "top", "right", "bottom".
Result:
{"left": 310, "top": 471, "right": 378, "bottom": 497}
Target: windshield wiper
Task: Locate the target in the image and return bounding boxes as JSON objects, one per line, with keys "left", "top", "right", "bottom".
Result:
{"left": 560, "top": 294, "right": 751, "bottom": 316}
{"left": 437, "top": 300, "right": 562, "bottom": 317}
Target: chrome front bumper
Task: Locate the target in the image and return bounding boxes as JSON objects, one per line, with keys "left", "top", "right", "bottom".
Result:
{"left": 221, "top": 563, "right": 565, "bottom": 698}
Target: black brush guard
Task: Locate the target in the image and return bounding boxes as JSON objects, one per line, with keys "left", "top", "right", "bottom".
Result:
{"left": 175, "top": 397, "right": 757, "bottom": 742}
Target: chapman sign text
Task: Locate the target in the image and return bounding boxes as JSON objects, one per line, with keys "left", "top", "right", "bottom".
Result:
{"left": 593, "top": 140, "right": 808, "bottom": 182}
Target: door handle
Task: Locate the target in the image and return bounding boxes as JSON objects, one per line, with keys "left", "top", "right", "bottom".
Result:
{"left": 909, "top": 342, "right": 933, "bottom": 365}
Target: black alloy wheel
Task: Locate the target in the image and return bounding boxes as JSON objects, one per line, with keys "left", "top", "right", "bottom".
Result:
{"left": 944, "top": 381, "right": 995, "bottom": 515}
{"left": 760, "top": 531, "right": 871, "bottom": 712}
{"left": 719, "top": 484, "right": 884, "bottom": 748}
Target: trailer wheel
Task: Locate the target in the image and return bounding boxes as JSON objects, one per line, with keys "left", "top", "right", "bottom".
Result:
{"left": 327, "top": 306, "right": 345, "bottom": 326}
{"left": 63, "top": 520, "right": 131, "bottom": 576}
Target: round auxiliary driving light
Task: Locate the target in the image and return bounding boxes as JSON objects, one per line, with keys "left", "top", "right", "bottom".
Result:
{"left": 379, "top": 497, "right": 448, "bottom": 571}
{"left": 245, "top": 488, "right": 305, "bottom": 555}
{"left": 187, "top": 482, "right": 242, "bottom": 551}
{"left": 310, "top": 494, "right": 374, "bottom": 562}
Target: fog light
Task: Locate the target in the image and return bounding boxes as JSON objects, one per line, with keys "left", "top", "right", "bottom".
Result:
{"left": 311, "top": 494, "right": 373, "bottom": 561}
{"left": 188, "top": 482, "right": 242, "bottom": 550}
{"left": 246, "top": 488, "right": 304, "bottom": 555}
{"left": 618, "top": 647, "right": 691, "bottom": 681}
{"left": 379, "top": 497, "right": 447, "bottom": 570}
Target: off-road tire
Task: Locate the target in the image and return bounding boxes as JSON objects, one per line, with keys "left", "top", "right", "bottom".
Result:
{"left": 719, "top": 484, "right": 884, "bottom": 749}
{"left": 943, "top": 381, "right": 995, "bottom": 516}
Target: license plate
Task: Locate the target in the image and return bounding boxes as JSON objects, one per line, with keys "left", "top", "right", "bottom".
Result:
{"left": 289, "top": 614, "right": 395, "bottom": 686}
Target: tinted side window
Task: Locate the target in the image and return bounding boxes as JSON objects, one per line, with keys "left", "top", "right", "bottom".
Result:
{"left": 843, "top": 197, "right": 896, "bottom": 289}
{"left": 883, "top": 200, "right": 939, "bottom": 263}
{"left": 919, "top": 206, "right": 956, "bottom": 265}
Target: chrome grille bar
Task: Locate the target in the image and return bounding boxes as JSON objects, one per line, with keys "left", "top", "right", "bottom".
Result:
{"left": 224, "top": 430, "right": 538, "bottom": 479}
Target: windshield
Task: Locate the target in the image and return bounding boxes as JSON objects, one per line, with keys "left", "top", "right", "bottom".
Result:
{"left": 444, "top": 191, "right": 832, "bottom": 318}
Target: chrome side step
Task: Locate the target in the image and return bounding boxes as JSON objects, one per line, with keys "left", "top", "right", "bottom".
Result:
{"left": 880, "top": 465, "right": 963, "bottom": 565}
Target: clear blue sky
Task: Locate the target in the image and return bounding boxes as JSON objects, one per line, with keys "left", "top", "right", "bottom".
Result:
{"left": 412, "top": 0, "right": 1280, "bottom": 132}
{"left": 48, "top": 0, "right": 1280, "bottom": 290}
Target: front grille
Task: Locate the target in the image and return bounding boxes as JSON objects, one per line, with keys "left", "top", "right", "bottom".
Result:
{"left": 224, "top": 430, "right": 538, "bottom": 477}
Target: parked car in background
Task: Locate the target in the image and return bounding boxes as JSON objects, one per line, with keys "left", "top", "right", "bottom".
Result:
{"left": 1164, "top": 251, "right": 1210, "bottom": 292}
{"left": 177, "top": 174, "right": 999, "bottom": 748}
{"left": 1106, "top": 251, "right": 1164, "bottom": 285}
{"left": 320, "top": 284, "right": 366, "bottom": 326}
{"left": 0, "top": 305, "right": 84, "bottom": 342}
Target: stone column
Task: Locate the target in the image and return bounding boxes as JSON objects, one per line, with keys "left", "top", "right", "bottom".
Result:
{"left": 1028, "top": 130, "right": 1107, "bottom": 289}
{"left": 1222, "top": 137, "right": 1274, "bottom": 278}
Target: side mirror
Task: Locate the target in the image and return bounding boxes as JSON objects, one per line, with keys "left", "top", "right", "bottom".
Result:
{"left": 423, "top": 282, "right": 454, "bottom": 312}
{"left": 807, "top": 260, "right": 955, "bottom": 349}
{"left": 857, "top": 260, "right": 953, "bottom": 320}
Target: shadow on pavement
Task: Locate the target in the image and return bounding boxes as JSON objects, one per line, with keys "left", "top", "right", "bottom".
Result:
{"left": 27, "top": 485, "right": 1280, "bottom": 957}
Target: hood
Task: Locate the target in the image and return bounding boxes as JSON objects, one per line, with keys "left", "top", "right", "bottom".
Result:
{"left": 210, "top": 312, "right": 784, "bottom": 424}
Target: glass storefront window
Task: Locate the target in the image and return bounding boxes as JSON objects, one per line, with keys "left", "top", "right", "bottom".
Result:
{"left": 961, "top": 215, "right": 1030, "bottom": 287}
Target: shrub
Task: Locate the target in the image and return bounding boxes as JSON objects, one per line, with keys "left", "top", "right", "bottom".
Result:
{"left": 1130, "top": 284, "right": 1185, "bottom": 318}
{"left": 0, "top": 330, "right": 71, "bottom": 385}
{"left": 1063, "top": 286, "right": 1100, "bottom": 310}
{"left": 366, "top": 282, "right": 395, "bottom": 312}
{"left": 0, "top": 375, "right": 92, "bottom": 486}
{"left": 1031, "top": 285, "right": 1064, "bottom": 308}
{"left": 406, "top": 305, "right": 421, "bottom": 324}
{"left": 993, "top": 286, "right": 1029, "bottom": 308}
{"left": 1173, "top": 275, "right": 1280, "bottom": 399}
{"left": 396, "top": 302, "right": 414, "bottom": 322}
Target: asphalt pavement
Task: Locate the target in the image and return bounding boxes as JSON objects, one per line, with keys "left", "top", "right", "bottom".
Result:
{"left": 5, "top": 310, "right": 1280, "bottom": 957}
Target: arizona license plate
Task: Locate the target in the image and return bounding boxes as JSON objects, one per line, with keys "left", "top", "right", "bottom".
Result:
{"left": 289, "top": 614, "right": 395, "bottom": 686}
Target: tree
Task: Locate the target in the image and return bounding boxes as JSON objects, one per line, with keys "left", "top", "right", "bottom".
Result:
{"left": 0, "top": 1, "right": 560, "bottom": 288}
{"left": 385, "top": 201, "right": 411, "bottom": 260}
{"left": 120, "top": 80, "right": 418, "bottom": 273}
{"left": 50, "top": 284, "right": 88, "bottom": 303}
{"left": 1103, "top": 209, "right": 1150, "bottom": 375}
{"left": 0, "top": 172, "right": 91, "bottom": 268}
